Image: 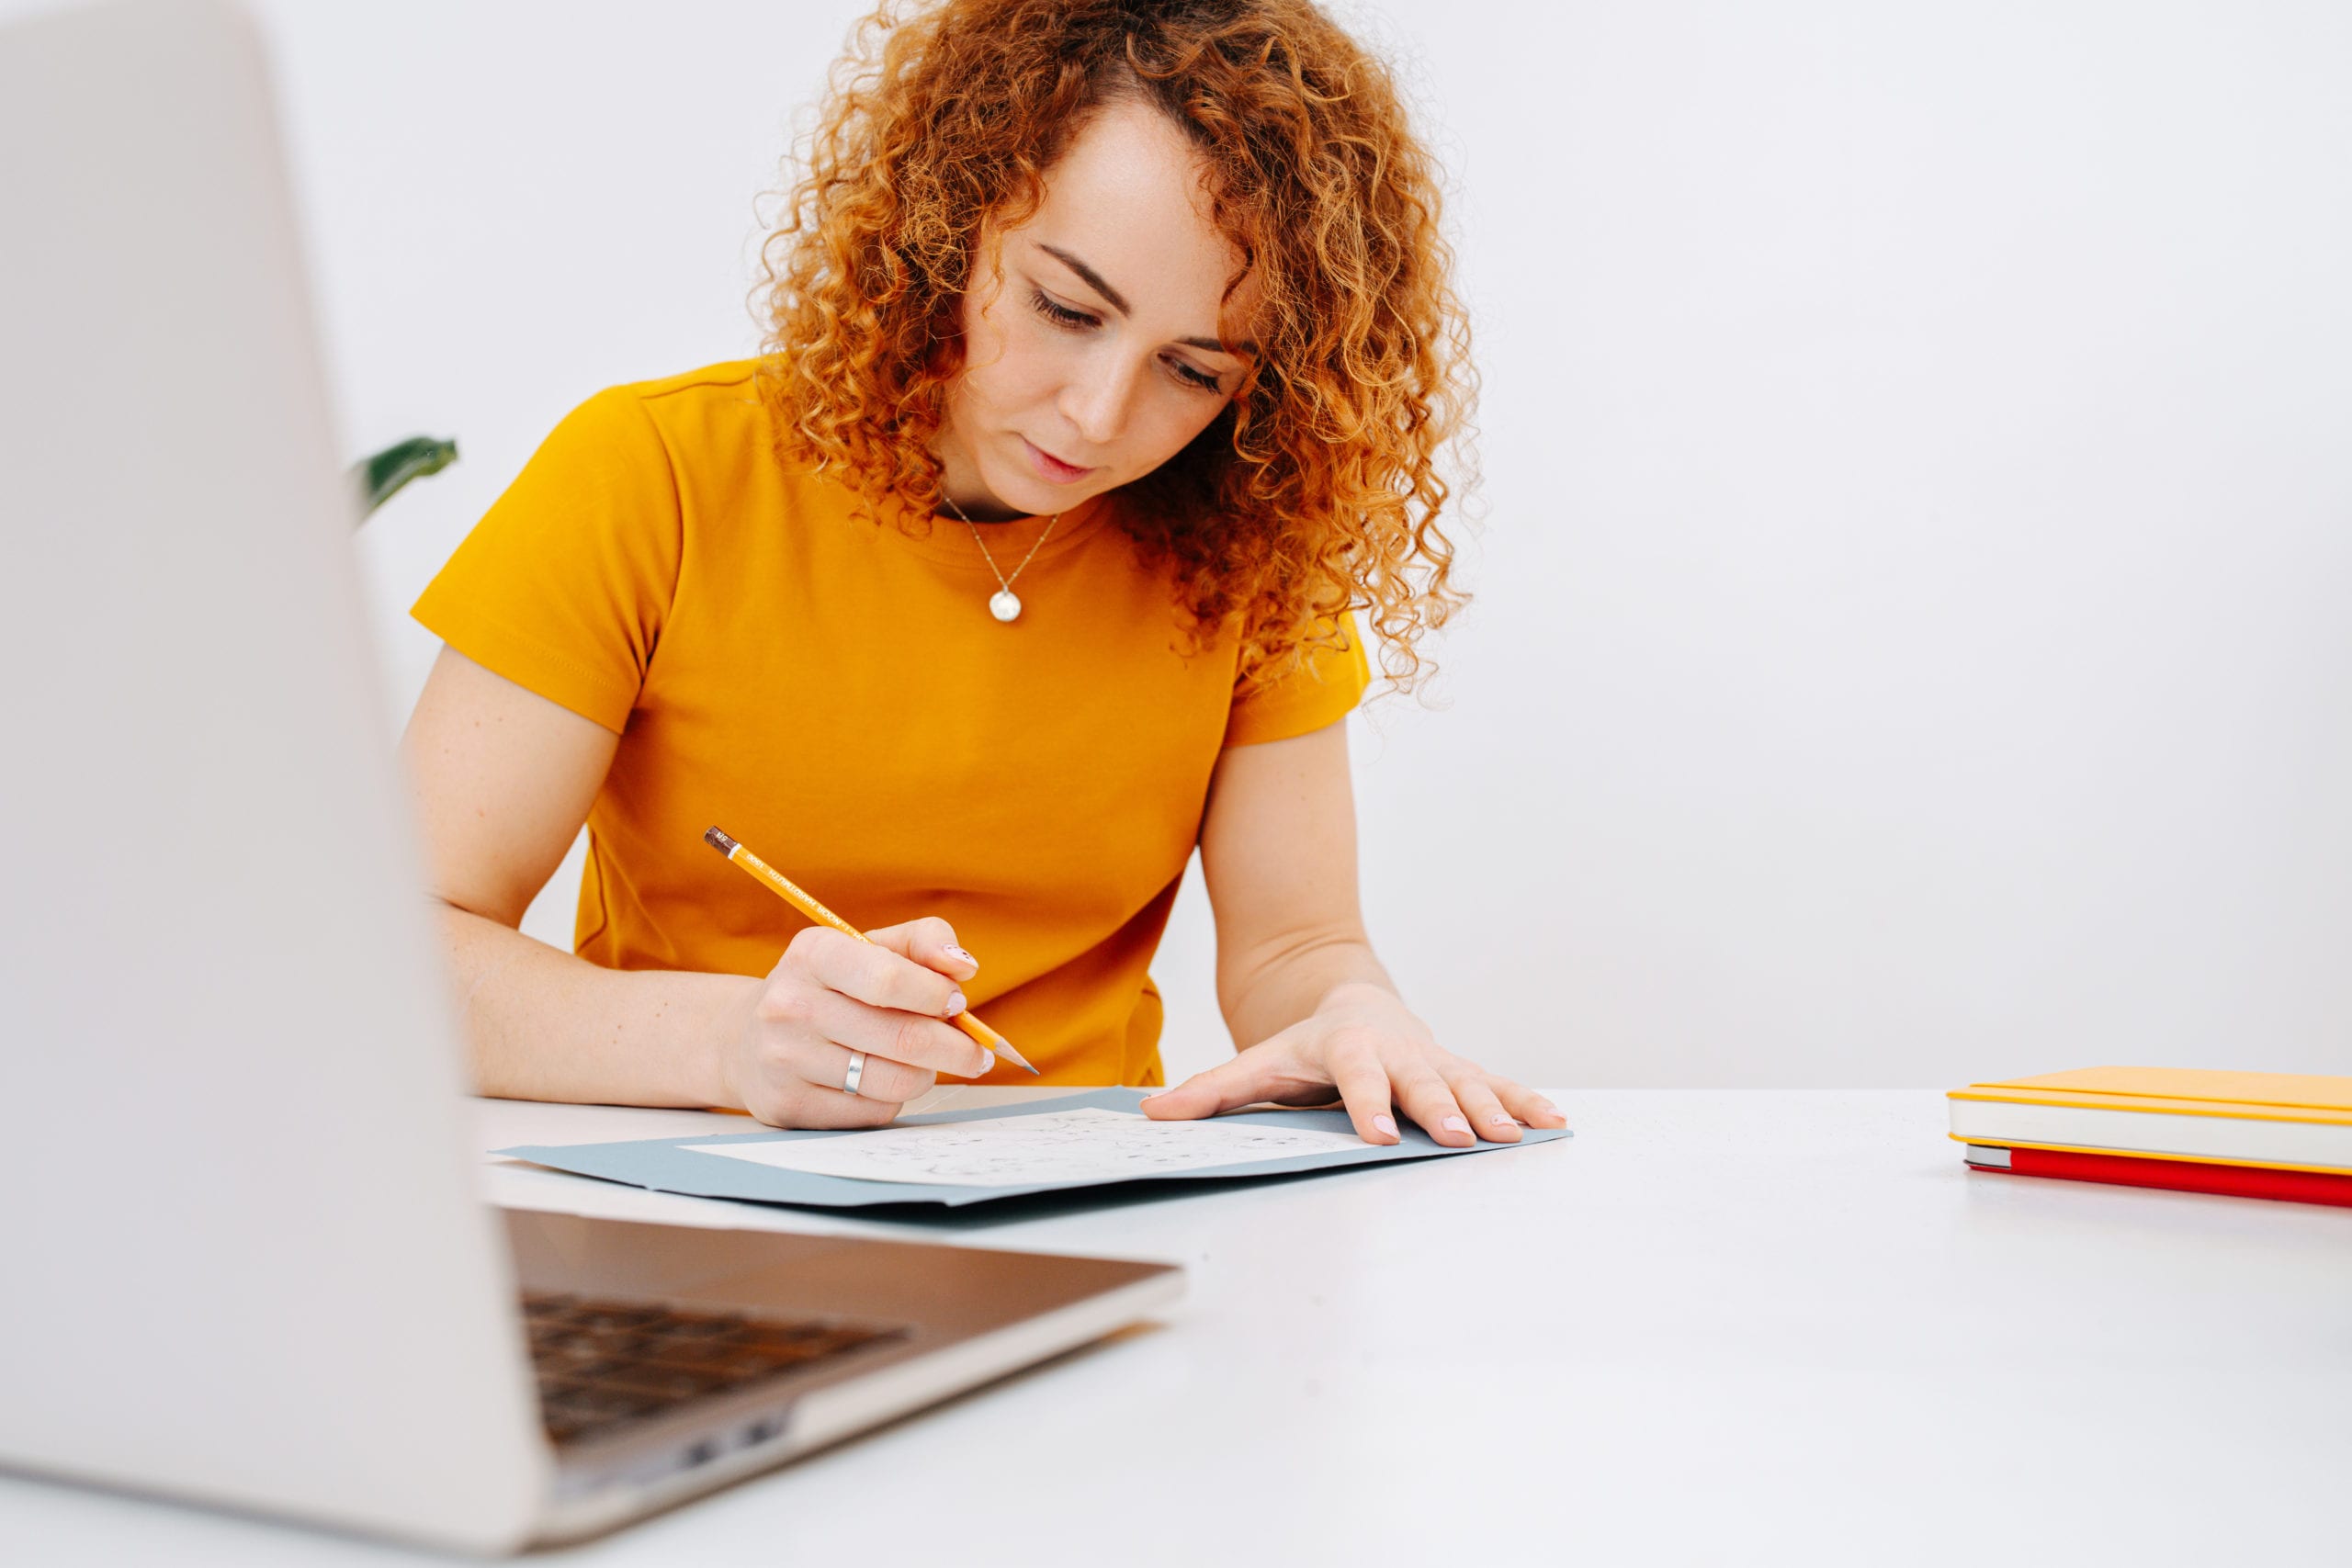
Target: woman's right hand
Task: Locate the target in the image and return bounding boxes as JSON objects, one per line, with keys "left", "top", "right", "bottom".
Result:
{"left": 720, "top": 917, "right": 995, "bottom": 1127}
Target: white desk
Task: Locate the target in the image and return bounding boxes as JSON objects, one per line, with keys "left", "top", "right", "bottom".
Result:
{"left": 6, "top": 1090, "right": 2347, "bottom": 1565}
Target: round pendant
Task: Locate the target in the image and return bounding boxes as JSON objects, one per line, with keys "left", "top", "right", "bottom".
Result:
{"left": 989, "top": 589, "right": 1023, "bottom": 623}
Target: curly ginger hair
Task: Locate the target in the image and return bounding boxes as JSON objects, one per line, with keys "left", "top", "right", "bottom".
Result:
{"left": 757, "top": 0, "right": 1476, "bottom": 687}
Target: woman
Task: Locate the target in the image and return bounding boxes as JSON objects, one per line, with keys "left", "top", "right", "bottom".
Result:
{"left": 404, "top": 0, "right": 1565, "bottom": 1148}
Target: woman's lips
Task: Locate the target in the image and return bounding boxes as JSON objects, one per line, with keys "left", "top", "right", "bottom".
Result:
{"left": 1023, "top": 437, "right": 1096, "bottom": 484}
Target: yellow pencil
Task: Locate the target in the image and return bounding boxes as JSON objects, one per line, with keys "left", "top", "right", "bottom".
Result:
{"left": 702, "top": 826, "right": 1039, "bottom": 1076}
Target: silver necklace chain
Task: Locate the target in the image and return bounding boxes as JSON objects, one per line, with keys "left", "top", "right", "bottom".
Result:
{"left": 940, "top": 491, "right": 1059, "bottom": 623}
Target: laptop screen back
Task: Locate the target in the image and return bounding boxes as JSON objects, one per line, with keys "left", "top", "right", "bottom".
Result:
{"left": 0, "top": 0, "right": 545, "bottom": 1549}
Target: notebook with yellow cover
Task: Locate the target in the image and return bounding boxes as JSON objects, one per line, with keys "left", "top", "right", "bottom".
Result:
{"left": 1947, "top": 1067, "right": 2352, "bottom": 1175}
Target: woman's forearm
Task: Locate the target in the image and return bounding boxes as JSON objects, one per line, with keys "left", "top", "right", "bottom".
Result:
{"left": 1218, "top": 934, "right": 1396, "bottom": 1049}
{"left": 438, "top": 903, "right": 753, "bottom": 1108}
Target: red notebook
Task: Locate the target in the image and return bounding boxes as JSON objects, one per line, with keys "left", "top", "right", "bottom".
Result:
{"left": 1965, "top": 1144, "right": 2352, "bottom": 1209}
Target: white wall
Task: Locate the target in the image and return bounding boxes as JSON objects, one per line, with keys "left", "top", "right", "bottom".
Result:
{"left": 217, "top": 0, "right": 2352, "bottom": 1085}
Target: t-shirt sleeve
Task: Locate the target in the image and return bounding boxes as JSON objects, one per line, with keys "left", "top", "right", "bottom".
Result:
{"left": 1221, "top": 609, "right": 1374, "bottom": 749}
{"left": 411, "top": 388, "right": 683, "bottom": 734}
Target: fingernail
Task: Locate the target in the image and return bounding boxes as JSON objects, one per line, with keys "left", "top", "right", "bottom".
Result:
{"left": 1487, "top": 1113, "right": 1515, "bottom": 1126}
{"left": 972, "top": 1052, "right": 994, "bottom": 1076}
{"left": 944, "top": 944, "right": 977, "bottom": 967}
{"left": 1373, "top": 1113, "right": 1398, "bottom": 1138}
{"left": 1442, "top": 1115, "right": 1470, "bottom": 1134}
{"left": 944, "top": 992, "right": 967, "bottom": 1016}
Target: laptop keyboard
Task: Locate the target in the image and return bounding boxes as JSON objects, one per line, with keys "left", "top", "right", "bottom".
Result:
{"left": 523, "top": 1292, "right": 909, "bottom": 1447}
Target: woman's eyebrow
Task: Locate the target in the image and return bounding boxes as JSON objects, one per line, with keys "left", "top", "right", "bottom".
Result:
{"left": 1035, "top": 242, "right": 1254, "bottom": 356}
{"left": 1037, "top": 243, "right": 1130, "bottom": 313}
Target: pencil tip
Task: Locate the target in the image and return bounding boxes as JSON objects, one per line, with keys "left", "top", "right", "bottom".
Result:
{"left": 703, "top": 826, "right": 737, "bottom": 856}
{"left": 986, "top": 1037, "right": 1042, "bottom": 1076}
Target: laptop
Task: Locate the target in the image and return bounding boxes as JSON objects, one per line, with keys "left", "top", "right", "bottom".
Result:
{"left": 0, "top": 0, "right": 1181, "bottom": 1551}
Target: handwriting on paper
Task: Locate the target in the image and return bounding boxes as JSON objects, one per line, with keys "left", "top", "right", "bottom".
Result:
{"left": 680, "top": 1106, "right": 1370, "bottom": 1188}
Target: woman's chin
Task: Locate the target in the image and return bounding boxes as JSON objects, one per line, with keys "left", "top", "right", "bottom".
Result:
{"left": 983, "top": 470, "right": 1104, "bottom": 519}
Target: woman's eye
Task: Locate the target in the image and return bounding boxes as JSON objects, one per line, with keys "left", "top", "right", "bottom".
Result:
{"left": 1029, "top": 288, "right": 1095, "bottom": 329}
{"left": 1030, "top": 287, "right": 1223, "bottom": 393}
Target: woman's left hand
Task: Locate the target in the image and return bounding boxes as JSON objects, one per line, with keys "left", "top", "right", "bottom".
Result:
{"left": 1137, "top": 980, "right": 1567, "bottom": 1146}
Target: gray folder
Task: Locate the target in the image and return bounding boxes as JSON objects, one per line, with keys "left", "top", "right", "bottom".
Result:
{"left": 498, "top": 1087, "right": 1570, "bottom": 1209}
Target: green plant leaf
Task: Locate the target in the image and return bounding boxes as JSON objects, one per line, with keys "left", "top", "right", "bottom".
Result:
{"left": 351, "top": 435, "right": 458, "bottom": 522}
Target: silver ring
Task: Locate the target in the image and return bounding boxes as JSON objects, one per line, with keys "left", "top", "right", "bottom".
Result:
{"left": 842, "top": 1050, "right": 866, "bottom": 1098}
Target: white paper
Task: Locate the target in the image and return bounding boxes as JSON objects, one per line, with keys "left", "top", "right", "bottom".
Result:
{"left": 680, "top": 1106, "right": 1371, "bottom": 1188}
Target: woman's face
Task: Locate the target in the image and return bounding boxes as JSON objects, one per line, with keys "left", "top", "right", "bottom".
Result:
{"left": 933, "top": 97, "right": 1259, "bottom": 521}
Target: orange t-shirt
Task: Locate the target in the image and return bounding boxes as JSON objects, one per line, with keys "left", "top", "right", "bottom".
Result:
{"left": 413, "top": 362, "right": 1369, "bottom": 1087}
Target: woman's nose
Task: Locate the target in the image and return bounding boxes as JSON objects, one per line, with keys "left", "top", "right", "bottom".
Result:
{"left": 1061, "top": 352, "right": 1144, "bottom": 448}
